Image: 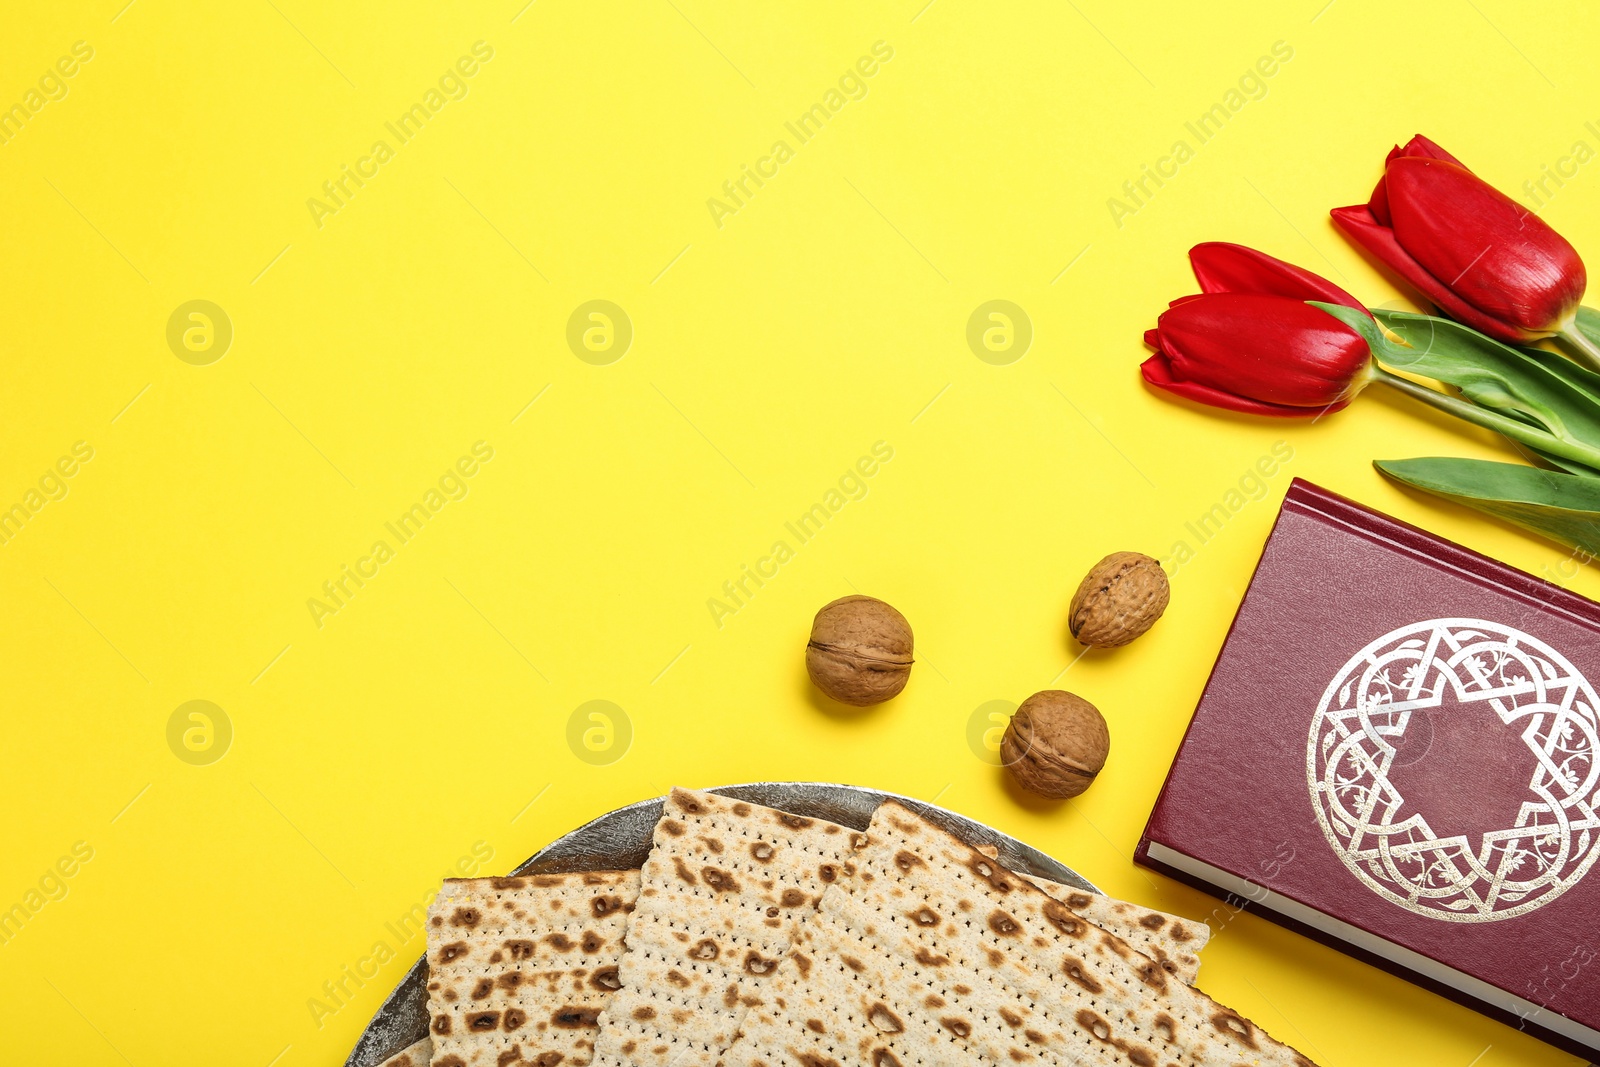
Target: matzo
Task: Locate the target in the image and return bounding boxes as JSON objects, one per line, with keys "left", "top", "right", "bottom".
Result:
{"left": 592, "top": 789, "right": 1209, "bottom": 1067}
{"left": 971, "top": 843, "right": 1209, "bottom": 981}
{"left": 1023, "top": 873, "right": 1208, "bottom": 984}
{"left": 590, "top": 788, "right": 869, "bottom": 1067}
{"left": 377, "top": 1036, "right": 431, "bottom": 1067}
{"left": 426, "top": 870, "right": 638, "bottom": 1067}
{"left": 721, "top": 800, "right": 1315, "bottom": 1067}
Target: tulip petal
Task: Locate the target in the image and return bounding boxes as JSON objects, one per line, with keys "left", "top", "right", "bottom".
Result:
{"left": 1398, "top": 134, "right": 1468, "bottom": 168}
{"left": 1157, "top": 294, "right": 1370, "bottom": 407}
{"left": 1140, "top": 353, "right": 1348, "bottom": 417}
{"left": 1368, "top": 172, "right": 1393, "bottom": 227}
{"left": 1143, "top": 329, "right": 1161, "bottom": 349}
{"left": 1370, "top": 138, "right": 1466, "bottom": 226}
{"left": 1386, "top": 157, "right": 1585, "bottom": 337}
{"left": 1189, "top": 242, "right": 1367, "bottom": 310}
{"left": 1330, "top": 203, "right": 1535, "bottom": 342}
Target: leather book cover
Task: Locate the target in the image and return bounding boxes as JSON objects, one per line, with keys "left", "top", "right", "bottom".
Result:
{"left": 1137, "top": 478, "right": 1600, "bottom": 1059}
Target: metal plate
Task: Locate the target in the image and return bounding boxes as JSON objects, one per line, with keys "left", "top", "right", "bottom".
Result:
{"left": 345, "top": 781, "right": 1098, "bottom": 1067}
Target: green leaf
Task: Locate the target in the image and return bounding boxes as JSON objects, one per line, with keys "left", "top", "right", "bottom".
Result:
{"left": 1375, "top": 456, "right": 1600, "bottom": 557}
{"left": 1514, "top": 347, "right": 1600, "bottom": 472}
{"left": 1371, "top": 309, "right": 1600, "bottom": 447}
{"left": 1525, "top": 446, "right": 1599, "bottom": 477}
{"left": 1516, "top": 340, "right": 1600, "bottom": 398}
{"left": 1578, "top": 305, "right": 1600, "bottom": 348}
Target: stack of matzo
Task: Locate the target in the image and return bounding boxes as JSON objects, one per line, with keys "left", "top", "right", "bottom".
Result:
{"left": 586, "top": 789, "right": 1225, "bottom": 1067}
{"left": 419, "top": 788, "right": 1307, "bottom": 1067}
{"left": 722, "top": 800, "right": 1315, "bottom": 1066}
{"left": 424, "top": 870, "right": 639, "bottom": 1066}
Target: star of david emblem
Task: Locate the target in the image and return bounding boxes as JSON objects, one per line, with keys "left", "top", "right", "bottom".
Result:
{"left": 1308, "top": 619, "right": 1600, "bottom": 921}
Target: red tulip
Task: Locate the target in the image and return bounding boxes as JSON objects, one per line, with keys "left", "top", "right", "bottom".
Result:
{"left": 1141, "top": 243, "right": 1374, "bottom": 417}
{"left": 1331, "top": 135, "right": 1587, "bottom": 345}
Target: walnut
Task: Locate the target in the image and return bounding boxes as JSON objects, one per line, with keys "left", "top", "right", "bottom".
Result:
{"left": 805, "top": 595, "right": 913, "bottom": 706}
{"left": 1001, "top": 691, "right": 1109, "bottom": 799}
{"left": 1068, "top": 551, "right": 1169, "bottom": 648}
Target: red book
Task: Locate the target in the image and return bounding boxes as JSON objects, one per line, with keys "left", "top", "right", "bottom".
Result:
{"left": 1137, "top": 478, "right": 1600, "bottom": 1059}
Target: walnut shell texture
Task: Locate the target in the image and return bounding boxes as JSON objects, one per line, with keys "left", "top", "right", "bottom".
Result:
{"left": 1001, "top": 690, "right": 1109, "bottom": 799}
{"left": 805, "top": 595, "right": 913, "bottom": 707}
{"left": 1068, "top": 551, "right": 1169, "bottom": 648}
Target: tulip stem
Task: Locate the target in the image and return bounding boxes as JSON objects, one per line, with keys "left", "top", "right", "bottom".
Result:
{"left": 1556, "top": 322, "right": 1600, "bottom": 374}
{"left": 1373, "top": 366, "right": 1600, "bottom": 473}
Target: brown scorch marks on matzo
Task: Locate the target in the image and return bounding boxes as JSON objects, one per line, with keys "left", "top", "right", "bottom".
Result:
{"left": 378, "top": 1036, "right": 431, "bottom": 1067}
{"left": 588, "top": 789, "right": 1212, "bottom": 1067}
{"left": 426, "top": 870, "right": 638, "bottom": 1067}
{"left": 718, "top": 801, "right": 1315, "bottom": 1067}
{"left": 588, "top": 789, "right": 867, "bottom": 1067}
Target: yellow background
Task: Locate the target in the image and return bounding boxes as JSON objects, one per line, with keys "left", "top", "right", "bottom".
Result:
{"left": 3, "top": 1, "right": 1598, "bottom": 1064}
